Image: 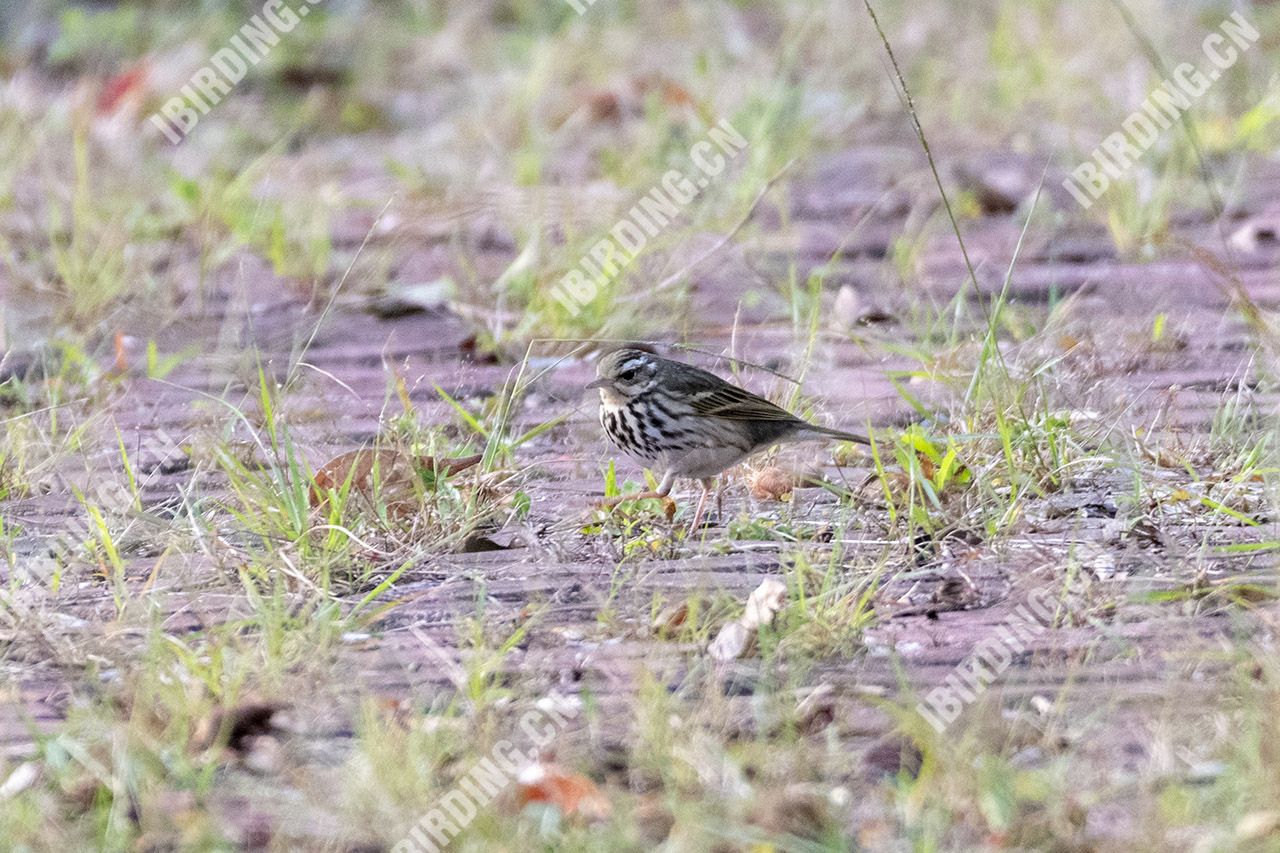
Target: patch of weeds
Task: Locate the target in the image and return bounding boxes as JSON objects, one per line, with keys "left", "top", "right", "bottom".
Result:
{"left": 1146, "top": 655, "right": 1280, "bottom": 840}
{"left": 201, "top": 367, "right": 518, "bottom": 595}
{"left": 337, "top": 615, "right": 570, "bottom": 848}
{"left": 723, "top": 513, "right": 808, "bottom": 544}
{"left": 0, "top": 351, "right": 101, "bottom": 504}
{"left": 881, "top": 694, "right": 1097, "bottom": 850}
{"left": 432, "top": 360, "right": 568, "bottom": 471}
{"left": 584, "top": 462, "right": 678, "bottom": 542}
{"left": 765, "top": 550, "right": 880, "bottom": 659}
{"left": 46, "top": 4, "right": 152, "bottom": 70}
{"left": 0, "top": 105, "right": 35, "bottom": 210}
{"left": 646, "top": 590, "right": 743, "bottom": 645}
{"left": 0, "top": 419, "right": 37, "bottom": 502}
{"left": 1, "top": 121, "right": 187, "bottom": 331}
{"left": 607, "top": 520, "right": 686, "bottom": 561}
{"left": 1098, "top": 170, "right": 1177, "bottom": 259}
{"left": 609, "top": 672, "right": 852, "bottom": 849}
{"left": 0, "top": 619, "right": 313, "bottom": 850}
{"left": 340, "top": 696, "right": 477, "bottom": 840}
{"left": 879, "top": 294, "right": 1113, "bottom": 548}
{"left": 170, "top": 161, "right": 335, "bottom": 288}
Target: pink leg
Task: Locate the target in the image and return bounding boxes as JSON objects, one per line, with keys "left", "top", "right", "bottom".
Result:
{"left": 596, "top": 471, "right": 678, "bottom": 521}
{"left": 687, "top": 478, "right": 714, "bottom": 532}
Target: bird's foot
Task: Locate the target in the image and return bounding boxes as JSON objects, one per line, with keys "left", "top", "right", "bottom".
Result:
{"left": 595, "top": 491, "right": 678, "bottom": 522}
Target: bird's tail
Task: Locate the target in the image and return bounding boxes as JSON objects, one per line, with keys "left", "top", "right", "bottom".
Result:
{"left": 802, "top": 423, "right": 873, "bottom": 446}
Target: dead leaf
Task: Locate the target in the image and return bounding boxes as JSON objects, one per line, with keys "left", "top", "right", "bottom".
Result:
{"left": 749, "top": 466, "right": 824, "bottom": 501}
{"left": 111, "top": 332, "right": 138, "bottom": 375}
{"left": 916, "top": 452, "right": 936, "bottom": 481}
{"left": 741, "top": 578, "right": 787, "bottom": 629}
{"left": 516, "top": 763, "right": 611, "bottom": 822}
{"left": 97, "top": 63, "right": 149, "bottom": 115}
{"left": 1057, "top": 334, "right": 1085, "bottom": 353}
{"left": 651, "top": 601, "right": 690, "bottom": 639}
{"left": 749, "top": 466, "right": 797, "bottom": 501}
{"left": 654, "top": 77, "right": 695, "bottom": 110}
{"left": 832, "top": 285, "right": 861, "bottom": 331}
{"left": 309, "top": 449, "right": 482, "bottom": 510}
{"left": 584, "top": 88, "right": 624, "bottom": 122}
{"left": 709, "top": 579, "right": 787, "bottom": 661}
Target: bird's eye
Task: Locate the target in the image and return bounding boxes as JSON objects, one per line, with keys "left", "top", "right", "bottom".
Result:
{"left": 617, "top": 368, "right": 637, "bottom": 382}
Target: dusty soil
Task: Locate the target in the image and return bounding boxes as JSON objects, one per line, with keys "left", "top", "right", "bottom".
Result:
{"left": 3, "top": 133, "right": 1280, "bottom": 846}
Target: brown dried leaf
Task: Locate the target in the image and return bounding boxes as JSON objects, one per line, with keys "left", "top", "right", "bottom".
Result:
{"left": 916, "top": 452, "right": 936, "bottom": 481}
{"left": 516, "top": 763, "right": 611, "bottom": 822}
{"left": 96, "top": 63, "right": 149, "bottom": 115}
{"left": 749, "top": 466, "right": 824, "bottom": 501}
{"left": 651, "top": 602, "right": 690, "bottom": 639}
{"left": 309, "top": 449, "right": 482, "bottom": 510}
{"left": 749, "top": 466, "right": 797, "bottom": 501}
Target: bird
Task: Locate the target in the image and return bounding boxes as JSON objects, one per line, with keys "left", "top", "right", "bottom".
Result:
{"left": 586, "top": 348, "right": 872, "bottom": 530}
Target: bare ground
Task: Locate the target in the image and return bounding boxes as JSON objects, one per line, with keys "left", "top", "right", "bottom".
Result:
{"left": 3, "top": 135, "right": 1280, "bottom": 848}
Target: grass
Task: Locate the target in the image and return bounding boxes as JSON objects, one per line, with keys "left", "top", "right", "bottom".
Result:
{"left": 1, "top": 0, "right": 1279, "bottom": 849}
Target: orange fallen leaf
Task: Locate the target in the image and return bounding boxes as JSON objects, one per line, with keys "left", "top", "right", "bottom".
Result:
{"left": 651, "top": 601, "right": 690, "bottom": 638}
{"left": 516, "top": 763, "right": 611, "bottom": 821}
{"left": 112, "top": 332, "right": 130, "bottom": 374}
{"left": 97, "top": 63, "right": 149, "bottom": 115}
{"left": 656, "top": 78, "right": 695, "bottom": 109}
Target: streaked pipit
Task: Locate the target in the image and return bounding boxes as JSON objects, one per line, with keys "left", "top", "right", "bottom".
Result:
{"left": 587, "top": 348, "right": 870, "bottom": 529}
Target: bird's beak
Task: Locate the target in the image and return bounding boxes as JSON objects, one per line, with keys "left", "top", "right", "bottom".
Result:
{"left": 585, "top": 378, "right": 611, "bottom": 391}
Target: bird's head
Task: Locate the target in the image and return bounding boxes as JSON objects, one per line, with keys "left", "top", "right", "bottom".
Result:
{"left": 586, "top": 348, "right": 659, "bottom": 403}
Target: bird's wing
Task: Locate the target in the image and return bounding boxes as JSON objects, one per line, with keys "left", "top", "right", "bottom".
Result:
{"left": 683, "top": 376, "right": 802, "bottom": 422}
